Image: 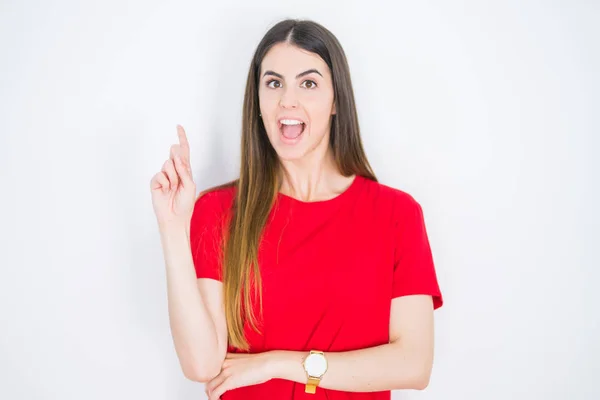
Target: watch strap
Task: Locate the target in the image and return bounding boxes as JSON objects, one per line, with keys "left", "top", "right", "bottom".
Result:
{"left": 305, "top": 376, "right": 321, "bottom": 394}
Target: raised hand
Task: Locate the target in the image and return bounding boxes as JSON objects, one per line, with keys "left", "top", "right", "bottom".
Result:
{"left": 150, "top": 125, "right": 196, "bottom": 230}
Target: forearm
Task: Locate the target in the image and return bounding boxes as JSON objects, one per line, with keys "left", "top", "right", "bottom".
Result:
{"left": 160, "top": 225, "right": 222, "bottom": 380}
{"left": 271, "top": 342, "right": 430, "bottom": 392}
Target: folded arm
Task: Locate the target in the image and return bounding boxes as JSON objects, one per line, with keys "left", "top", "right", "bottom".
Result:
{"left": 271, "top": 294, "right": 436, "bottom": 391}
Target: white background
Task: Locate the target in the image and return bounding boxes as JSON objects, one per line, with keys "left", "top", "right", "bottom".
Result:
{"left": 1, "top": 1, "right": 598, "bottom": 399}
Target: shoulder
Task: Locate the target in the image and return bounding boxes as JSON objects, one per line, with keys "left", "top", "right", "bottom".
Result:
{"left": 195, "top": 184, "right": 236, "bottom": 209}
{"left": 191, "top": 182, "right": 236, "bottom": 227}
{"left": 359, "top": 176, "right": 422, "bottom": 215}
{"left": 359, "top": 179, "right": 432, "bottom": 250}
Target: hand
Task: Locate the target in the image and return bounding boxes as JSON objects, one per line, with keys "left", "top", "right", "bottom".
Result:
{"left": 204, "top": 352, "right": 276, "bottom": 400}
{"left": 150, "top": 125, "right": 196, "bottom": 230}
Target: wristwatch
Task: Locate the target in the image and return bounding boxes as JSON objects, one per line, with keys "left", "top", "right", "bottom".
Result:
{"left": 302, "top": 350, "right": 328, "bottom": 394}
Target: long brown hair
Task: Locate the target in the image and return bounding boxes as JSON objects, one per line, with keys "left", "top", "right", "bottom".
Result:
{"left": 203, "top": 19, "right": 377, "bottom": 350}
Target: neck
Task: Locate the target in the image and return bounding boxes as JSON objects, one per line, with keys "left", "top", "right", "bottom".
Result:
{"left": 277, "top": 145, "right": 352, "bottom": 202}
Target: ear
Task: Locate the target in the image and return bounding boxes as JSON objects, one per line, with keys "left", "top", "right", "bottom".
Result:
{"left": 331, "top": 101, "right": 336, "bottom": 115}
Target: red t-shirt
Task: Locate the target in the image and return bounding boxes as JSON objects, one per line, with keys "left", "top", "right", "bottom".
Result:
{"left": 190, "top": 175, "right": 443, "bottom": 399}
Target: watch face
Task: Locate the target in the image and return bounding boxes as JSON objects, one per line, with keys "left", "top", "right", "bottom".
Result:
{"left": 305, "top": 353, "right": 328, "bottom": 376}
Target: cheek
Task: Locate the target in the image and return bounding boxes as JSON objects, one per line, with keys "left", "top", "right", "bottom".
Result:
{"left": 302, "top": 89, "right": 334, "bottom": 110}
{"left": 304, "top": 97, "right": 334, "bottom": 125}
{"left": 258, "top": 95, "right": 277, "bottom": 122}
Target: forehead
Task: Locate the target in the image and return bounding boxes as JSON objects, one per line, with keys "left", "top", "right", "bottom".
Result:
{"left": 260, "top": 43, "right": 330, "bottom": 78}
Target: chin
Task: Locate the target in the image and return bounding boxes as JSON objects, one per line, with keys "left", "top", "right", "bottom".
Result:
{"left": 273, "top": 145, "right": 310, "bottom": 161}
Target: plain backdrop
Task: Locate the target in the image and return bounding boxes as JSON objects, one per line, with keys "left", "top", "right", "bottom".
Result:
{"left": 1, "top": 1, "right": 598, "bottom": 399}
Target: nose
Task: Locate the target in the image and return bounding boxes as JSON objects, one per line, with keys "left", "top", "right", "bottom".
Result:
{"left": 279, "top": 85, "right": 298, "bottom": 108}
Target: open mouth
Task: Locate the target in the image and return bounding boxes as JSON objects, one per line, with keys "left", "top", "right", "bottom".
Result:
{"left": 279, "top": 122, "right": 306, "bottom": 140}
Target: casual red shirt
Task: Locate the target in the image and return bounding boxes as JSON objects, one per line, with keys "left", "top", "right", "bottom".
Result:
{"left": 190, "top": 175, "right": 443, "bottom": 399}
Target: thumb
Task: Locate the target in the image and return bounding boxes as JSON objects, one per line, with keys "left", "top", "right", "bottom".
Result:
{"left": 174, "top": 154, "right": 193, "bottom": 187}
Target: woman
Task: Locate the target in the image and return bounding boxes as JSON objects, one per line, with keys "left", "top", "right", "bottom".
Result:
{"left": 150, "top": 19, "right": 443, "bottom": 400}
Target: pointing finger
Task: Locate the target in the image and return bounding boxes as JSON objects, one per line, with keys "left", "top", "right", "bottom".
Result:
{"left": 171, "top": 144, "right": 192, "bottom": 179}
{"left": 176, "top": 125, "right": 190, "bottom": 164}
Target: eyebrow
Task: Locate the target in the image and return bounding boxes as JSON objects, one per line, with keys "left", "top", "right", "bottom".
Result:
{"left": 262, "top": 68, "right": 323, "bottom": 80}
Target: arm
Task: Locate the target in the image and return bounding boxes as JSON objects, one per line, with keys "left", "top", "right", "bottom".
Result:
{"left": 271, "top": 294, "right": 435, "bottom": 391}
{"left": 206, "top": 294, "right": 437, "bottom": 398}
{"left": 160, "top": 225, "right": 227, "bottom": 382}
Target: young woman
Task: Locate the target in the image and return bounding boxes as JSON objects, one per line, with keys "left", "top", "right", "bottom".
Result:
{"left": 151, "top": 18, "right": 443, "bottom": 400}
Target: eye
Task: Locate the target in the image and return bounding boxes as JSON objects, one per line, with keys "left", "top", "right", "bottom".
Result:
{"left": 266, "top": 79, "right": 281, "bottom": 89}
{"left": 302, "top": 80, "right": 317, "bottom": 89}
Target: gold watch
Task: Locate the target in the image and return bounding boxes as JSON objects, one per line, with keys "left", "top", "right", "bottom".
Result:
{"left": 302, "top": 350, "right": 328, "bottom": 394}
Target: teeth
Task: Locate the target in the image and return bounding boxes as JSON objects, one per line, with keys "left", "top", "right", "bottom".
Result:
{"left": 280, "top": 119, "right": 304, "bottom": 125}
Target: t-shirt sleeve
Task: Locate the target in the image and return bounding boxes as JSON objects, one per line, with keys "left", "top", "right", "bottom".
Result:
{"left": 189, "top": 191, "right": 227, "bottom": 281}
{"left": 392, "top": 195, "right": 443, "bottom": 310}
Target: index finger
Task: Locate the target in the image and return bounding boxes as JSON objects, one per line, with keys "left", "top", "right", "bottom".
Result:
{"left": 176, "top": 125, "right": 190, "bottom": 162}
